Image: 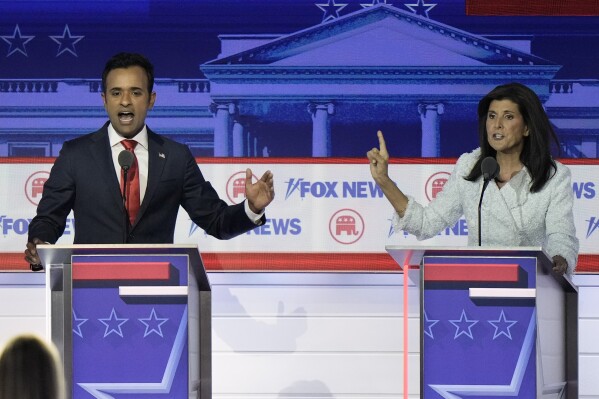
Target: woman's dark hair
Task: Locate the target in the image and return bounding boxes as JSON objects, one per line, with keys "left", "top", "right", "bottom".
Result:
{"left": 0, "top": 334, "right": 65, "bottom": 399}
{"left": 465, "top": 82, "right": 560, "bottom": 193}
{"left": 101, "top": 52, "right": 155, "bottom": 94}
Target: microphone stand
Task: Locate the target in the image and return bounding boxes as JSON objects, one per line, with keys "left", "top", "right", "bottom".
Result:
{"left": 122, "top": 167, "right": 130, "bottom": 244}
{"left": 478, "top": 156, "right": 499, "bottom": 246}
{"left": 478, "top": 179, "right": 491, "bottom": 246}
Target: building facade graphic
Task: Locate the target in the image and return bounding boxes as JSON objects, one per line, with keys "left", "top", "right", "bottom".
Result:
{"left": 0, "top": 3, "right": 598, "bottom": 158}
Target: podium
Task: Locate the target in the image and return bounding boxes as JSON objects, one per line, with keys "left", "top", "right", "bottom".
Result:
{"left": 386, "top": 246, "right": 578, "bottom": 399}
{"left": 38, "top": 244, "right": 211, "bottom": 399}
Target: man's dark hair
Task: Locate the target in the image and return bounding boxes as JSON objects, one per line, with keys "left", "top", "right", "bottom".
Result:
{"left": 101, "top": 52, "right": 155, "bottom": 94}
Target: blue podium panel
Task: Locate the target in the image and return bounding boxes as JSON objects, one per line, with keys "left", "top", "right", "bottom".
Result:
{"left": 422, "top": 255, "right": 538, "bottom": 398}
{"left": 40, "top": 244, "right": 211, "bottom": 399}
{"left": 71, "top": 254, "right": 190, "bottom": 398}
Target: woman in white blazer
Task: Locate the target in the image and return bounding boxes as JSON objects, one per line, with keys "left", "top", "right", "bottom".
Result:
{"left": 367, "top": 82, "right": 579, "bottom": 275}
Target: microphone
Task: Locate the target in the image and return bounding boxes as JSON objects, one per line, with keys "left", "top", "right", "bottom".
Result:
{"left": 118, "top": 150, "right": 134, "bottom": 171}
{"left": 478, "top": 157, "right": 499, "bottom": 246}
{"left": 118, "top": 150, "right": 134, "bottom": 243}
{"left": 481, "top": 156, "right": 499, "bottom": 181}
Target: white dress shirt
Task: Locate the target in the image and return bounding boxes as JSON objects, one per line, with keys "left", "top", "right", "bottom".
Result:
{"left": 108, "top": 123, "right": 263, "bottom": 223}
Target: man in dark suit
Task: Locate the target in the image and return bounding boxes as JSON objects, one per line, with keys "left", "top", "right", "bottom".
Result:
{"left": 24, "top": 52, "right": 274, "bottom": 267}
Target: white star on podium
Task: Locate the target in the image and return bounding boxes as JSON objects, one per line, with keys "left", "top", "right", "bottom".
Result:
{"left": 79, "top": 307, "right": 188, "bottom": 398}
{"left": 139, "top": 308, "right": 169, "bottom": 338}
{"left": 98, "top": 308, "right": 129, "bottom": 338}
{"left": 73, "top": 309, "right": 89, "bottom": 338}
{"left": 488, "top": 309, "right": 518, "bottom": 340}
{"left": 449, "top": 309, "right": 478, "bottom": 339}
{"left": 429, "top": 311, "right": 537, "bottom": 398}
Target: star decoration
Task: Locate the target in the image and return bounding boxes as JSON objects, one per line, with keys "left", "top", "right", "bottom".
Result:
{"left": 429, "top": 310, "right": 537, "bottom": 398}
{"left": 449, "top": 309, "right": 478, "bottom": 339}
{"left": 98, "top": 308, "right": 129, "bottom": 338}
{"left": 488, "top": 310, "right": 518, "bottom": 340}
{"left": 423, "top": 311, "right": 440, "bottom": 339}
{"left": 139, "top": 308, "right": 169, "bottom": 338}
{"left": 404, "top": 0, "right": 437, "bottom": 18}
{"left": 315, "top": 0, "right": 348, "bottom": 23}
{"left": 78, "top": 307, "right": 188, "bottom": 398}
{"left": 49, "top": 24, "right": 84, "bottom": 57}
{"left": 72, "top": 309, "right": 88, "bottom": 338}
{"left": 361, "top": 0, "right": 392, "bottom": 8}
{"left": 1, "top": 24, "right": 35, "bottom": 57}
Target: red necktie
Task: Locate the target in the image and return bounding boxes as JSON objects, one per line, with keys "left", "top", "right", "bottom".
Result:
{"left": 120, "top": 139, "right": 140, "bottom": 225}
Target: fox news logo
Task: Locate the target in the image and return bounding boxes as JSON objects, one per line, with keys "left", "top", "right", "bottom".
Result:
{"left": 390, "top": 218, "right": 469, "bottom": 238}
{"left": 0, "top": 216, "right": 74, "bottom": 236}
{"left": 189, "top": 218, "right": 301, "bottom": 236}
{"left": 284, "top": 178, "right": 383, "bottom": 199}
{"left": 25, "top": 171, "right": 50, "bottom": 206}
{"left": 328, "top": 208, "right": 364, "bottom": 245}
{"left": 573, "top": 182, "right": 595, "bottom": 199}
{"left": 586, "top": 217, "right": 599, "bottom": 239}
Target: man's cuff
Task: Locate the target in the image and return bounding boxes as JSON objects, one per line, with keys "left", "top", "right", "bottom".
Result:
{"left": 244, "top": 200, "right": 265, "bottom": 224}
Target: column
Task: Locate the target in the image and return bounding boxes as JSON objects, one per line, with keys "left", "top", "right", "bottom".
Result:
{"left": 246, "top": 131, "right": 252, "bottom": 157}
{"left": 418, "top": 103, "right": 444, "bottom": 157}
{"left": 232, "top": 117, "right": 245, "bottom": 157}
{"left": 308, "top": 102, "right": 335, "bottom": 157}
{"left": 210, "top": 102, "right": 236, "bottom": 156}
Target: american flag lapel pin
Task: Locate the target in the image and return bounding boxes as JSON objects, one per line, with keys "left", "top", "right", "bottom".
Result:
{"left": 158, "top": 152, "right": 165, "bottom": 159}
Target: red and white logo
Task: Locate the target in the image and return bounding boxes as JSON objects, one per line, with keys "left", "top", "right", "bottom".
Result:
{"left": 328, "top": 208, "right": 364, "bottom": 245}
{"left": 25, "top": 171, "right": 50, "bottom": 206}
{"left": 425, "top": 172, "right": 450, "bottom": 202}
{"left": 226, "top": 171, "right": 257, "bottom": 204}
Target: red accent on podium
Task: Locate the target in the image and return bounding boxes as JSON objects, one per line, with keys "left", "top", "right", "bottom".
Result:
{"left": 72, "top": 262, "right": 171, "bottom": 280}
{"left": 424, "top": 263, "right": 520, "bottom": 282}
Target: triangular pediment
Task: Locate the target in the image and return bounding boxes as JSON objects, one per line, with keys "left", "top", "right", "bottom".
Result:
{"left": 202, "top": 4, "right": 554, "bottom": 69}
{"left": 272, "top": 18, "right": 485, "bottom": 67}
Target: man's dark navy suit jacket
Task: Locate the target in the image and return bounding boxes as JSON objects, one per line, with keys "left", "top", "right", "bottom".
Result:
{"left": 28, "top": 122, "right": 261, "bottom": 244}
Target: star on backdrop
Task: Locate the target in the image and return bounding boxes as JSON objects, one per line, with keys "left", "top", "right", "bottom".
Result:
{"left": 315, "top": 0, "right": 349, "bottom": 23}
{"left": 404, "top": 0, "right": 437, "bottom": 18}
{"left": 488, "top": 310, "right": 518, "bottom": 340}
{"left": 99, "top": 308, "right": 129, "bottom": 338}
{"left": 449, "top": 309, "right": 478, "bottom": 339}
{"left": 139, "top": 308, "right": 169, "bottom": 338}
{"left": 1, "top": 24, "right": 34, "bottom": 57}
{"left": 49, "top": 24, "right": 85, "bottom": 57}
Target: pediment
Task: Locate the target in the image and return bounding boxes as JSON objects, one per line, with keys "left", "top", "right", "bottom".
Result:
{"left": 273, "top": 19, "right": 485, "bottom": 67}
{"left": 202, "top": 4, "right": 554, "bottom": 69}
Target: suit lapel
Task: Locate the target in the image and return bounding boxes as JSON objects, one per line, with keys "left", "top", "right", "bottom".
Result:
{"left": 133, "top": 128, "right": 167, "bottom": 226}
{"left": 88, "top": 125, "right": 125, "bottom": 212}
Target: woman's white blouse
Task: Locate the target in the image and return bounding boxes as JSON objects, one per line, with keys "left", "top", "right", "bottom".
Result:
{"left": 393, "top": 148, "right": 579, "bottom": 273}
